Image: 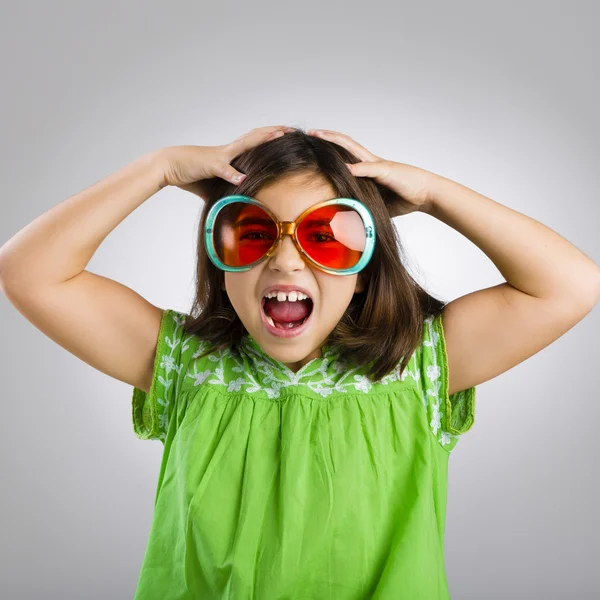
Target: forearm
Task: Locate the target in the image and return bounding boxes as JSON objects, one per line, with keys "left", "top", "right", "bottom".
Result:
{"left": 0, "top": 149, "right": 168, "bottom": 288}
{"left": 422, "top": 174, "right": 600, "bottom": 303}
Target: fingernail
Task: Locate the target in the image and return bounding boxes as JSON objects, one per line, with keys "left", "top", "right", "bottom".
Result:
{"left": 233, "top": 174, "right": 246, "bottom": 183}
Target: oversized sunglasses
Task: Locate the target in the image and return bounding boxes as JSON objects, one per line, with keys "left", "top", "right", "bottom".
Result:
{"left": 204, "top": 195, "right": 376, "bottom": 275}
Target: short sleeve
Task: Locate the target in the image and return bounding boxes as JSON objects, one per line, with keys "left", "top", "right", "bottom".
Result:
{"left": 132, "top": 308, "right": 191, "bottom": 443}
{"left": 417, "top": 312, "right": 476, "bottom": 453}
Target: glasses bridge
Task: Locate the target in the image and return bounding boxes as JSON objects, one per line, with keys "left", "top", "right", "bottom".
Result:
{"left": 279, "top": 222, "right": 297, "bottom": 235}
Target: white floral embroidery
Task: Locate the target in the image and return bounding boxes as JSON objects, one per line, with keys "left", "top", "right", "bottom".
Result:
{"left": 135, "top": 310, "right": 472, "bottom": 451}
{"left": 414, "top": 315, "right": 470, "bottom": 453}
{"left": 182, "top": 334, "right": 417, "bottom": 400}
{"left": 133, "top": 311, "right": 188, "bottom": 442}
{"left": 227, "top": 377, "right": 247, "bottom": 392}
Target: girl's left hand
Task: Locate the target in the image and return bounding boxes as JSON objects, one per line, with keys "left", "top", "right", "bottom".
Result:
{"left": 307, "top": 128, "right": 436, "bottom": 218}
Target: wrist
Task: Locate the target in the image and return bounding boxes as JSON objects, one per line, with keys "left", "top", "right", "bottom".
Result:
{"left": 139, "top": 148, "right": 172, "bottom": 191}
{"left": 421, "top": 173, "right": 447, "bottom": 216}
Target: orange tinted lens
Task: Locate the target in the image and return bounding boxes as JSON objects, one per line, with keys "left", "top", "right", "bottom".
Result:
{"left": 297, "top": 205, "right": 366, "bottom": 270}
{"left": 214, "top": 202, "right": 277, "bottom": 267}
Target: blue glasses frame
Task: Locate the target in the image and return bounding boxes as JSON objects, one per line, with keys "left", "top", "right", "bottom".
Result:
{"left": 204, "top": 194, "right": 376, "bottom": 275}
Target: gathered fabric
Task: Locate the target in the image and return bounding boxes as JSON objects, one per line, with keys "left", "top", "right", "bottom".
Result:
{"left": 131, "top": 309, "right": 476, "bottom": 599}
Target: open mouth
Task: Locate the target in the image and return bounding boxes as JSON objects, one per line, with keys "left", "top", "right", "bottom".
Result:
{"left": 261, "top": 297, "right": 314, "bottom": 333}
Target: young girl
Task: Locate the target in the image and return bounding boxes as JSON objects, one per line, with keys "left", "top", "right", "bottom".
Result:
{"left": 1, "top": 126, "right": 598, "bottom": 599}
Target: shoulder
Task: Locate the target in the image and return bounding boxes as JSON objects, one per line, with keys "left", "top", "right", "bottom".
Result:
{"left": 151, "top": 308, "right": 220, "bottom": 396}
{"left": 414, "top": 312, "right": 477, "bottom": 453}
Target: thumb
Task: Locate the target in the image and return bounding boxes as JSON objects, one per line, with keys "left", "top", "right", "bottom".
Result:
{"left": 345, "top": 161, "right": 384, "bottom": 178}
{"left": 218, "top": 163, "right": 247, "bottom": 185}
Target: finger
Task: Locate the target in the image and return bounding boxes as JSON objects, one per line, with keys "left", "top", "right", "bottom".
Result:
{"left": 227, "top": 126, "right": 294, "bottom": 157}
{"left": 215, "top": 161, "right": 248, "bottom": 185}
{"left": 219, "top": 126, "right": 296, "bottom": 183}
{"left": 237, "top": 125, "right": 291, "bottom": 142}
{"left": 307, "top": 129, "right": 379, "bottom": 162}
{"left": 346, "top": 160, "right": 393, "bottom": 182}
{"left": 312, "top": 129, "right": 378, "bottom": 161}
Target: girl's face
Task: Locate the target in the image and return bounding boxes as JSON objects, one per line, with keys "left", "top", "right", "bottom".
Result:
{"left": 223, "top": 173, "right": 366, "bottom": 372}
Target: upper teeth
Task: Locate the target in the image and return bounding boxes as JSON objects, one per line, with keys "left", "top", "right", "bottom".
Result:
{"left": 263, "top": 290, "right": 310, "bottom": 302}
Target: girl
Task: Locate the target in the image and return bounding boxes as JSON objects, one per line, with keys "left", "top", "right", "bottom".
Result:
{"left": 0, "top": 125, "right": 598, "bottom": 599}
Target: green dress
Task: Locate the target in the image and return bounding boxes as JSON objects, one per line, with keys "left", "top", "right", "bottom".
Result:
{"left": 131, "top": 308, "right": 476, "bottom": 599}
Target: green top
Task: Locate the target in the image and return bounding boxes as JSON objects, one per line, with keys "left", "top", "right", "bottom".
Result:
{"left": 131, "top": 308, "right": 476, "bottom": 599}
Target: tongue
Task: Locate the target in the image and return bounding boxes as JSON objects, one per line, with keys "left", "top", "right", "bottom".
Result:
{"left": 264, "top": 298, "right": 312, "bottom": 323}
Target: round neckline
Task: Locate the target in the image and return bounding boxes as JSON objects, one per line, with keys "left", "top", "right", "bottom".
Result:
{"left": 239, "top": 333, "right": 337, "bottom": 377}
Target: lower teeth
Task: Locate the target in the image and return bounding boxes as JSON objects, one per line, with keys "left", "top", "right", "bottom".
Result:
{"left": 265, "top": 315, "right": 307, "bottom": 329}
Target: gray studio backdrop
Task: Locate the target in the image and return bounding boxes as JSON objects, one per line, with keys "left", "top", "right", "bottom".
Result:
{"left": 1, "top": 1, "right": 598, "bottom": 598}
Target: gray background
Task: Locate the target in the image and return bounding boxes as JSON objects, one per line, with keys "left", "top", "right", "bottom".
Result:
{"left": 1, "top": 1, "right": 598, "bottom": 598}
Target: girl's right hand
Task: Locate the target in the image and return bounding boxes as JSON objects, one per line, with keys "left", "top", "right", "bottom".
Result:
{"left": 160, "top": 125, "right": 296, "bottom": 197}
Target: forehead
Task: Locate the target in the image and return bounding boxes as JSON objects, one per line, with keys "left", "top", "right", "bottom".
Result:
{"left": 253, "top": 173, "right": 337, "bottom": 220}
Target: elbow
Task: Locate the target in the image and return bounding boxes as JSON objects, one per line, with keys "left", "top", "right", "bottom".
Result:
{"left": 576, "top": 268, "right": 600, "bottom": 309}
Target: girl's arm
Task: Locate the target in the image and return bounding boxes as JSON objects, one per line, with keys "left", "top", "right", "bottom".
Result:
{"left": 0, "top": 150, "right": 166, "bottom": 288}
{"left": 304, "top": 127, "right": 600, "bottom": 396}
{"left": 0, "top": 126, "right": 291, "bottom": 394}
{"left": 422, "top": 175, "right": 600, "bottom": 302}
{"left": 421, "top": 175, "right": 600, "bottom": 395}
{"left": 0, "top": 150, "right": 169, "bottom": 393}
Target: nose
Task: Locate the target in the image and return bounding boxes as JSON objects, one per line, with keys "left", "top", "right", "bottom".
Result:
{"left": 268, "top": 234, "right": 305, "bottom": 273}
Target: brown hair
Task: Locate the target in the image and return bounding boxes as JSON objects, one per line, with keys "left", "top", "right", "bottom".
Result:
{"left": 182, "top": 128, "right": 447, "bottom": 382}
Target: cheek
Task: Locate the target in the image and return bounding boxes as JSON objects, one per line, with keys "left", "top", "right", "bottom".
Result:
{"left": 322, "top": 274, "right": 359, "bottom": 296}
{"left": 223, "top": 274, "right": 261, "bottom": 318}
{"left": 223, "top": 273, "right": 253, "bottom": 299}
{"left": 320, "top": 283, "right": 356, "bottom": 316}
